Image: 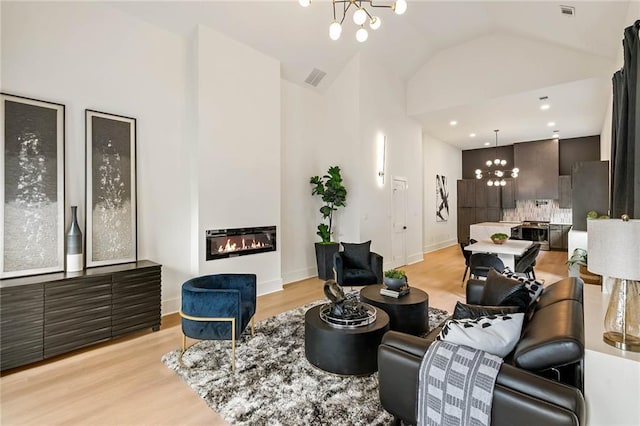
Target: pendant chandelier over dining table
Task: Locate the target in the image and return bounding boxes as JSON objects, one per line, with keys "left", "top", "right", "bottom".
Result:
{"left": 475, "top": 130, "right": 519, "bottom": 187}
{"left": 298, "top": 0, "right": 408, "bottom": 42}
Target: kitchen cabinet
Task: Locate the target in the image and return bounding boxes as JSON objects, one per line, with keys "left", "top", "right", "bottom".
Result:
{"left": 549, "top": 224, "right": 571, "bottom": 250}
{"left": 559, "top": 175, "right": 572, "bottom": 208}
{"left": 457, "top": 208, "right": 476, "bottom": 243}
{"left": 501, "top": 178, "right": 516, "bottom": 209}
{"left": 457, "top": 179, "right": 475, "bottom": 208}
{"left": 572, "top": 161, "right": 609, "bottom": 231}
{"left": 514, "top": 139, "right": 559, "bottom": 200}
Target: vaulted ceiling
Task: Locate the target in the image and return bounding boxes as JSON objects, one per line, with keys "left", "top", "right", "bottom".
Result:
{"left": 111, "top": 1, "right": 631, "bottom": 149}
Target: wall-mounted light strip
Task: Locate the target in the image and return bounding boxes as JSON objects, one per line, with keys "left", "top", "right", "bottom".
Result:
{"left": 377, "top": 133, "right": 386, "bottom": 187}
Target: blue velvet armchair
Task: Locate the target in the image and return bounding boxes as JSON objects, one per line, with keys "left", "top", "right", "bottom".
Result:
{"left": 180, "top": 273, "right": 257, "bottom": 370}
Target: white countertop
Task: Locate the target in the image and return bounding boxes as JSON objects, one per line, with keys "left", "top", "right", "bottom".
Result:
{"left": 465, "top": 239, "right": 533, "bottom": 256}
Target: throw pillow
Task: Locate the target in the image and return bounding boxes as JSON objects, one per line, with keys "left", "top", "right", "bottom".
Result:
{"left": 502, "top": 267, "right": 544, "bottom": 305}
{"left": 480, "top": 269, "right": 530, "bottom": 311}
{"left": 341, "top": 241, "right": 371, "bottom": 270}
{"left": 436, "top": 313, "right": 525, "bottom": 358}
{"left": 452, "top": 301, "right": 522, "bottom": 320}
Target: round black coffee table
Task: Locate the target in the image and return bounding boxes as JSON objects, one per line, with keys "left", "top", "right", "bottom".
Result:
{"left": 359, "top": 285, "right": 429, "bottom": 336}
{"left": 304, "top": 304, "right": 389, "bottom": 375}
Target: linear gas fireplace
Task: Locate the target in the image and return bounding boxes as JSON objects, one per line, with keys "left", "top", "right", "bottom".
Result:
{"left": 206, "top": 226, "right": 276, "bottom": 261}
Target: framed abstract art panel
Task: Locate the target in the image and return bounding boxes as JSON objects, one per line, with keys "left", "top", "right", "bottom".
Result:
{"left": 85, "top": 109, "right": 137, "bottom": 267}
{"left": 1, "top": 93, "right": 65, "bottom": 278}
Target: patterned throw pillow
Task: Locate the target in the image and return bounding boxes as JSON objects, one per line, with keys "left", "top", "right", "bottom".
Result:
{"left": 436, "top": 313, "right": 525, "bottom": 358}
{"left": 502, "top": 267, "right": 544, "bottom": 305}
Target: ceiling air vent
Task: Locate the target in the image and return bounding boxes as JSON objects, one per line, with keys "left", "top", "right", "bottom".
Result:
{"left": 304, "top": 68, "right": 327, "bottom": 87}
{"left": 560, "top": 5, "right": 575, "bottom": 17}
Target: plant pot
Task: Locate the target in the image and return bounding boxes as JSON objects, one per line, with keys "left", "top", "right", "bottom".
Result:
{"left": 579, "top": 264, "right": 602, "bottom": 285}
{"left": 384, "top": 277, "right": 407, "bottom": 290}
{"left": 315, "top": 242, "right": 339, "bottom": 281}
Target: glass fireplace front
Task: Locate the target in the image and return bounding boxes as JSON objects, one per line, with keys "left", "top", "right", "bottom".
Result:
{"left": 206, "top": 226, "right": 276, "bottom": 260}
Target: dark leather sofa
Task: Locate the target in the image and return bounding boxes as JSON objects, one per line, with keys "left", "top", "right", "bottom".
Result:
{"left": 378, "top": 277, "right": 586, "bottom": 426}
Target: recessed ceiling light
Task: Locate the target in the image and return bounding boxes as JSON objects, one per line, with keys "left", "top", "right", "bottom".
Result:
{"left": 553, "top": 131, "right": 560, "bottom": 139}
{"left": 449, "top": 120, "right": 458, "bottom": 126}
{"left": 547, "top": 121, "right": 556, "bottom": 127}
{"left": 540, "top": 104, "right": 551, "bottom": 111}
{"left": 469, "top": 133, "right": 476, "bottom": 138}
{"left": 484, "top": 142, "right": 491, "bottom": 146}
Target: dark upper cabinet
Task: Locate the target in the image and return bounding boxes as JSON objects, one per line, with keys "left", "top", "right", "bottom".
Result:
{"left": 559, "top": 136, "right": 600, "bottom": 175}
{"left": 559, "top": 175, "right": 572, "bottom": 208}
{"left": 486, "top": 185, "right": 501, "bottom": 208}
{"left": 572, "top": 161, "right": 609, "bottom": 231}
{"left": 462, "top": 146, "right": 514, "bottom": 179}
{"left": 514, "top": 139, "right": 559, "bottom": 200}
{"left": 457, "top": 179, "right": 476, "bottom": 207}
{"left": 475, "top": 180, "right": 487, "bottom": 207}
{"left": 501, "top": 178, "right": 516, "bottom": 209}
{"left": 457, "top": 207, "right": 476, "bottom": 243}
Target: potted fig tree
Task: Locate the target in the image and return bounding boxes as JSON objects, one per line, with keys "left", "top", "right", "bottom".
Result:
{"left": 310, "top": 166, "right": 347, "bottom": 280}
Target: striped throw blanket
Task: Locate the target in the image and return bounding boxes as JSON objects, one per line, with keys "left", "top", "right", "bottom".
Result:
{"left": 417, "top": 341, "right": 503, "bottom": 426}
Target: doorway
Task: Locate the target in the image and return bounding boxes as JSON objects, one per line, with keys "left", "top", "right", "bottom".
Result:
{"left": 391, "top": 177, "right": 408, "bottom": 268}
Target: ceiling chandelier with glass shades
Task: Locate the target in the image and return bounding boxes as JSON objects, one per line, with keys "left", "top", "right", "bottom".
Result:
{"left": 298, "top": 0, "right": 408, "bottom": 42}
{"left": 475, "top": 130, "right": 519, "bottom": 187}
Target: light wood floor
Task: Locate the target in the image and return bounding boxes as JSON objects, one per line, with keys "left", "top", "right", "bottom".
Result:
{"left": 0, "top": 245, "right": 570, "bottom": 425}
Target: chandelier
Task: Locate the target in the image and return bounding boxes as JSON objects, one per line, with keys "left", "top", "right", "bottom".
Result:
{"left": 475, "top": 130, "right": 519, "bottom": 187}
{"left": 298, "top": 0, "right": 408, "bottom": 42}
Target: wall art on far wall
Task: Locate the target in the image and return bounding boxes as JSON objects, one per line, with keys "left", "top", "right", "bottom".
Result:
{"left": 85, "top": 109, "right": 137, "bottom": 268}
{"left": 436, "top": 174, "right": 449, "bottom": 222}
{"left": 1, "top": 93, "right": 65, "bottom": 278}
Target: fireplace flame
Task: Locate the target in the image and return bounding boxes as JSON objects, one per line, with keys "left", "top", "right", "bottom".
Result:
{"left": 217, "top": 238, "right": 266, "bottom": 254}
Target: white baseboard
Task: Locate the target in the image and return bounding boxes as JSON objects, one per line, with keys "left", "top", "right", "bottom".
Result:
{"left": 258, "top": 277, "right": 283, "bottom": 296}
{"left": 407, "top": 252, "right": 424, "bottom": 265}
{"left": 423, "top": 239, "right": 458, "bottom": 254}
{"left": 282, "top": 267, "right": 317, "bottom": 285}
{"left": 162, "top": 297, "right": 180, "bottom": 316}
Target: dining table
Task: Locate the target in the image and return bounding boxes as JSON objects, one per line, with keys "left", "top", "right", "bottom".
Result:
{"left": 464, "top": 239, "right": 533, "bottom": 270}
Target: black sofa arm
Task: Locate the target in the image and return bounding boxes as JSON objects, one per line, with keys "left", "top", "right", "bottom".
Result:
{"left": 370, "top": 252, "right": 383, "bottom": 283}
{"left": 378, "top": 331, "right": 585, "bottom": 426}
{"left": 333, "top": 252, "right": 344, "bottom": 284}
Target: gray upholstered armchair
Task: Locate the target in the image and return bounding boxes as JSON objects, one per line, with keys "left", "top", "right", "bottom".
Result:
{"left": 333, "top": 241, "right": 383, "bottom": 286}
{"left": 180, "top": 273, "right": 257, "bottom": 370}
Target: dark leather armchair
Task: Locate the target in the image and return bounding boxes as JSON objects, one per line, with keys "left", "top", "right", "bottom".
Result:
{"left": 378, "top": 277, "right": 586, "bottom": 426}
{"left": 333, "top": 241, "right": 383, "bottom": 286}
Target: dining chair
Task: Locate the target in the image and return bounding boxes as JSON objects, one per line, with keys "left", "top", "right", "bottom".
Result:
{"left": 469, "top": 253, "right": 505, "bottom": 279}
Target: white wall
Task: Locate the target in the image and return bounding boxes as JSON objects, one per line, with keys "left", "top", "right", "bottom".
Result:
{"left": 358, "top": 54, "right": 424, "bottom": 266}
{"left": 195, "top": 25, "right": 282, "bottom": 295}
{"left": 1, "top": 2, "right": 192, "bottom": 314}
{"left": 408, "top": 33, "right": 614, "bottom": 116}
{"left": 422, "top": 133, "right": 462, "bottom": 252}
{"left": 280, "top": 80, "right": 327, "bottom": 283}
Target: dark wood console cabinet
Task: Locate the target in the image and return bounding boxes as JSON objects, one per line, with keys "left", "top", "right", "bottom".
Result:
{"left": 0, "top": 260, "right": 161, "bottom": 371}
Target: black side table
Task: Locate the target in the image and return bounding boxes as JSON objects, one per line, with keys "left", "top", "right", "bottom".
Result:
{"left": 359, "top": 285, "right": 429, "bottom": 336}
{"left": 304, "top": 304, "right": 389, "bottom": 375}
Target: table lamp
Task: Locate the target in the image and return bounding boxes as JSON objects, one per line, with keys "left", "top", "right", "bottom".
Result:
{"left": 588, "top": 217, "right": 640, "bottom": 352}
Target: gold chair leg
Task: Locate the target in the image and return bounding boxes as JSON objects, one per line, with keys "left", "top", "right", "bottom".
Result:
{"left": 251, "top": 316, "right": 255, "bottom": 336}
{"left": 179, "top": 334, "right": 187, "bottom": 367}
{"left": 231, "top": 318, "right": 236, "bottom": 371}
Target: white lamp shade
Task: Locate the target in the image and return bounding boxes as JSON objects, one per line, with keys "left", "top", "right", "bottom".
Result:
{"left": 588, "top": 219, "right": 640, "bottom": 280}
{"left": 394, "top": 0, "right": 407, "bottom": 15}
{"left": 353, "top": 8, "right": 367, "bottom": 25}
{"left": 356, "top": 27, "right": 368, "bottom": 42}
{"left": 369, "top": 16, "right": 381, "bottom": 30}
{"left": 329, "top": 21, "right": 342, "bottom": 40}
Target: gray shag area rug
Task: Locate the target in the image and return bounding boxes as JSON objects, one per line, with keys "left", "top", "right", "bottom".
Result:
{"left": 162, "top": 300, "right": 449, "bottom": 425}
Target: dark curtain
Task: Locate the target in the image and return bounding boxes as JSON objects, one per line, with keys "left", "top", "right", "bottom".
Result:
{"left": 610, "top": 20, "right": 640, "bottom": 218}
